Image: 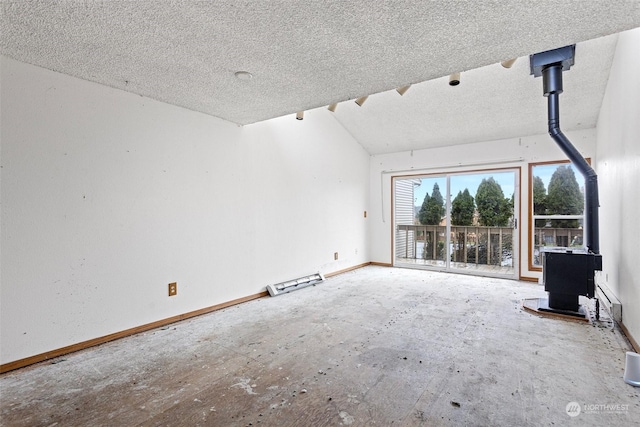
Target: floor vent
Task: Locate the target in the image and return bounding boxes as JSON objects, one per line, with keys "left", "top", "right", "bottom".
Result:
{"left": 267, "top": 273, "right": 325, "bottom": 297}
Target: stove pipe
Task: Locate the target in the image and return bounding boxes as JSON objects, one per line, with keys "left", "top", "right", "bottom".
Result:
{"left": 542, "top": 65, "right": 600, "bottom": 254}
{"left": 530, "top": 46, "right": 600, "bottom": 255}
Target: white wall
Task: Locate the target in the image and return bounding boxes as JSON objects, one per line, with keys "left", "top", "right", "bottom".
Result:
{"left": 0, "top": 56, "right": 370, "bottom": 364}
{"left": 596, "top": 28, "right": 640, "bottom": 345}
{"left": 368, "top": 129, "right": 597, "bottom": 279}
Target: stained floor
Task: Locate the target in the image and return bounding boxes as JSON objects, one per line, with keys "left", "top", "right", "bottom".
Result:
{"left": 1, "top": 266, "right": 638, "bottom": 426}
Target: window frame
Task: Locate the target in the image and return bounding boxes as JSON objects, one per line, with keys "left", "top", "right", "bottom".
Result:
{"left": 528, "top": 159, "right": 590, "bottom": 272}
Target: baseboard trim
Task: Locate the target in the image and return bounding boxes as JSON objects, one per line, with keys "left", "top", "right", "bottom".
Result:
{"left": 620, "top": 321, "right": 640, "bottom": 353}
{"left": 324, "top": 262, "right": 371, "bottom": 278}
{"left": 519, "top": 276, "right": 539, "bottom": 283}
{"left": 0, "top": 291, "right": 268, "bottom": 374}
{"left": 370, "top": 262, "right": 393, "bottom": 267}
{"left": 1, "top": 262, "right": 375, "bottom": 374}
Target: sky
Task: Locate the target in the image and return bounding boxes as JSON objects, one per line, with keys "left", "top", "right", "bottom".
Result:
{"left": 411, "top": 163, "right": 583, "bottom": 207}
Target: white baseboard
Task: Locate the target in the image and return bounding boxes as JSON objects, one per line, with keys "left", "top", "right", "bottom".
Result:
{"left": 596, "top": 282, "right": 622, "bottom": 322}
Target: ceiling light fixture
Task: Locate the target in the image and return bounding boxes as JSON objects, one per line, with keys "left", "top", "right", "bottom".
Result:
{"left": 396, "top": 85, "right": 411, "bottom": 96}
{"left": 449, "top": 73, "right": 461, "bottom": 86}
{"left": 355, "top": 96, "right": 368, "bottom": 106}
{"left": 327, "top": 103, "right": 338, "bottom": 112}
{"left": 501, "top": 58, "right": 517, "bottom": 68}
{"left": 234, "top": 71, "right": 253, "bottom": 80}
{"left": 296, "top": 111, "right": 304, "bottom": 120}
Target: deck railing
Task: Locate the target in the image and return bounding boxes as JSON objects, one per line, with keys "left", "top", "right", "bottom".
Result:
{"left": 532, "top": 226, "right": 584, "bottom": 265}
{"left": 396, "top": 224, "right": 514, "bottom": 266}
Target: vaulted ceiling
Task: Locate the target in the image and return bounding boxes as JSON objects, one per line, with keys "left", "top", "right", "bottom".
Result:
{"left": 2, "top": 1, "right": 640, "bottom": 154}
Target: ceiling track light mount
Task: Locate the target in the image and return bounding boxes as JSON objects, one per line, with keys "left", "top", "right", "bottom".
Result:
{"left": 296, "top": 111, "right": 304, "bottom": 120}
{"left": 396, "top": 85, "right": 411, "bottom": 96}
{"left": 355, "top": 96, "right": 368, "bottom": 106}
{"left": 449, "top": 73, "right": 461, "bottom": 86}
{"left": 501, "top": 58, "right": 517, "bottom": 68}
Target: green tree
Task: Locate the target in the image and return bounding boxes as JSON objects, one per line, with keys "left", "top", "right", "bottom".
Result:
{"left": 547, "top": 165, "right": 583, "bottom": 228}
{"left": 506, "top": 193, "right": 514, "bottom": 226}
{"left": 451, "top": 189, "right": 475, "bottom": 225}
{"left": 533, "top": 176, "right": 547, "bottom": 227}
{"left": 418, "top": 183, "right": 444, "bottom": 225}
{"left": 417, "top": 192, "right": 431, "bottom": 225}
{"left": 476, "top": 177, "right": 511, "bottom": 226}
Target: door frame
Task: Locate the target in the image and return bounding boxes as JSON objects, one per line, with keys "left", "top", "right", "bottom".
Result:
{"left": 392, "top": 167, "right": 521, "bottom": 280}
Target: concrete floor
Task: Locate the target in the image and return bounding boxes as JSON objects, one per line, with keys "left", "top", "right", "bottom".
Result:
{"left": 1, "top": 266, "right": 638, "bottom": 426}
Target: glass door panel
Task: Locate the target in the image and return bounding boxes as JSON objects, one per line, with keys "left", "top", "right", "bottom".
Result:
{"left": 449, "top": 171, "right": 516, "bottom": 277}
{"left": 394, "top": 169, "right": 518, "bottom": 279}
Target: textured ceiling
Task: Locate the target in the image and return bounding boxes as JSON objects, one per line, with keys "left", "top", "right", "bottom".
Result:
{"left": 331, "top": 34, "right": 619, "bottom": 154}
{"left": 2, "top": 1, "right": 640, "bottom": 154}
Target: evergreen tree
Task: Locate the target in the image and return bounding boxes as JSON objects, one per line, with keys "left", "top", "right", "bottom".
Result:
{"left": 476, "top": 177, "right": 511, "bottom": 226}
{"left": 547, "top": 165, "right": 583, "bottom": 228}
{"left": 533, "top": 176, "right": 547, "bottom": 227}
{"left": 451, "top": 189, "right": 475, "bottom": 226}
{"left": 418, "top": 192, "right": 431, "bottom": 225}
{"left": 419, "top": 183, "right": 445, "bottom": 225}
{"left": 505, "top": 193, "right": 515, "bottom": 226}
{"left": 426, "top": 183, "right": 445, "bottom": 225}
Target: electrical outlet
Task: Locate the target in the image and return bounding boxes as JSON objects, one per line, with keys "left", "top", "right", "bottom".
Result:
{"left": 334, "top": 252, "right": 339, "bottom": 260}
{"left": 168, "top": 282, "right": 177, "bottom": 296}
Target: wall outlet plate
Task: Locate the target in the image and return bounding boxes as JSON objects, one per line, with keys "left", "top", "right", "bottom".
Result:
{"left": 168, "top": 282, "right": 177, "bottom": 296}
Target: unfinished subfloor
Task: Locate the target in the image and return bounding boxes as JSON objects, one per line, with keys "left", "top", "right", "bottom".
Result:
{"left": 1, "top": 266, "right": 638, "bottom": 426}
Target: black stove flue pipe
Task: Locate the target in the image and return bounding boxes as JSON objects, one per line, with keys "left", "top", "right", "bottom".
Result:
{"left": 542, "top": 64, "right": 600, "bottom": 254}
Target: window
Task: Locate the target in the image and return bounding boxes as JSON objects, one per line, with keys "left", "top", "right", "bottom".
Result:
{"left": 528, "top": 160, "right": 587, "bottom": 270}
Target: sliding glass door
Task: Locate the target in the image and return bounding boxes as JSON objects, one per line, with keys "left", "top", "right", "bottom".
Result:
{"left": 393, "top": 169, "right": 519, "bottom": 279}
